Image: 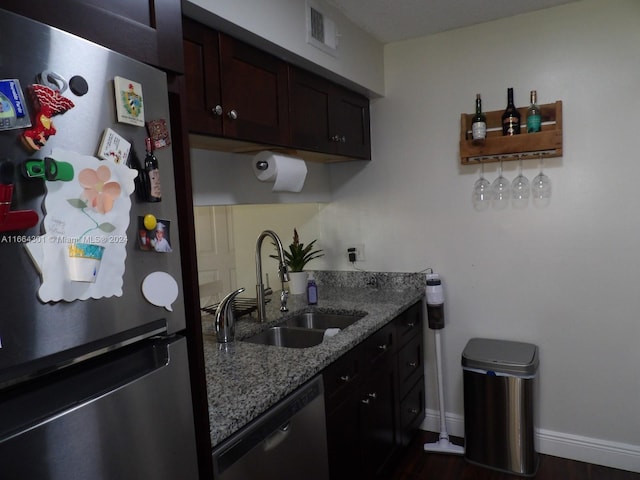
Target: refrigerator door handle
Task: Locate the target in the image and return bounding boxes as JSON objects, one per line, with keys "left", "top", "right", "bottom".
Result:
{"left": 0, "top": 337, "right": 171, "bottom": 443}
{"left": 1, "top": 319, "right": 168, "bottom": 389}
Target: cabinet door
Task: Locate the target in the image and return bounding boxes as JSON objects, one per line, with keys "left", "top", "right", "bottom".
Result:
{"left": 182, "top": 18, "right": 223, "bottom": 136}
{"left": 290, "top": 67, "right": 371, "bottom": 160}
{"left": 218, "top": 34, "right": 290, "bottom": 145}
{"left": 398, "top": 376, "right": 425, "bottom": 448}
{"left": 330, "top": 85, "right": 371, "bottom": 159}
{"left": 289, "top": 67, "right": 333, "bottom": 153}
{"left": 360, "top": 322, "right": 398, "bottom": 477}
{"left": 360, "top": 356, "right": 397, "bottom": 478}
{"left": 325, "top": 392, "right": 362, "bottom": 480}
{"left": 2, "top": 0, "right": 183, "bottom": 73}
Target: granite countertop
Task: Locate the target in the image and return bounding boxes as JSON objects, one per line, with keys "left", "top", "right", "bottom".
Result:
{"left": 200, "top": 271, "right": 425, "bottom": 448}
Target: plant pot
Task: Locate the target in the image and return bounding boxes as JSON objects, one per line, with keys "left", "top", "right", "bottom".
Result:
{"left": 287, "top": 271, "right": 308, "bottom": 295}
{"left": 67, "top": 243, "right": 105, "bottom": 283}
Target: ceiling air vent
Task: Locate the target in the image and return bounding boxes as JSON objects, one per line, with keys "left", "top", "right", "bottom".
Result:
{"left": 310, "top": 7, "right": 325, "bottom": 43}
{"left": 306, "top": 1, "right": 338, "bottom": 56}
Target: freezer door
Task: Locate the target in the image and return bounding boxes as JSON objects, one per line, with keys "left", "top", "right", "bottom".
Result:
{"left": 0, "top": 9, "right": 186, "bottom": 378}
{"left": 0, "top": 335, "right": 198, "bottom": 480}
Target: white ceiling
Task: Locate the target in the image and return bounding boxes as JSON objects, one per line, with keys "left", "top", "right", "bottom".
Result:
{"left": 325, "top": 0, "right": 581, "bottom": 43}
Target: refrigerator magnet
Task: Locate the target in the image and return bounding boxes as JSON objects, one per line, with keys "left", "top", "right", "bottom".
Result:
{"left": 114, "top": 76, "right": 144, "bottom": 127}
{"left": 0, "top": 78, "right": 31, "bottom": 130}
{"left": 97, "top": 128, "right": 131, "bottom": 164}
{"left": 137, "top": 215, "right": 172, "bottom": 252}
{"left": 141, "top": 271, "right": 178, "bottom": 311}
{"left": 21, "top": 84, "right": 75, "bottom": 152}
{"left": 146, "top": 119, "right": 171, "bottom": 149}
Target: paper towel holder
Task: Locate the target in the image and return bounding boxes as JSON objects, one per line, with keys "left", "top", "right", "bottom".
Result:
{"left": 255, "top": 160, "right": 269, "bottom": 171}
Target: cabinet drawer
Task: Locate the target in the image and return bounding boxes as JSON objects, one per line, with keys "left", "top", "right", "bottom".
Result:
{"left": 363, "top": 322, "right": 395, "bottom": 367}
{"left": 395, "top": 301, "right": 422, "bottom": 347}
{"left": 398, "top": 333, "right": 423, "bottom": 398}
{"left": 399, "top": 376, "right": 425, "bottom": 448}
{"left": 323, "top": 346, "right": 363, "bottom": 414}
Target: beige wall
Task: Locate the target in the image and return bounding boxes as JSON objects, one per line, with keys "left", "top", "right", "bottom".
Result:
{"left": 190, "top": 0, "right": 640, "bottom": 469}
{"left": 318, "top": 0, "right": 640, "bottom": 469}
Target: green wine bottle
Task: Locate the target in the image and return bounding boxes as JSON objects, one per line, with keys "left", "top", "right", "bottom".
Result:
{"left": 527, "top": 90, "right": 542, "bottom": 133}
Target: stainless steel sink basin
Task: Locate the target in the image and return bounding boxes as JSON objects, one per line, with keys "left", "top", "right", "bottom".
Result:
{"left": 243, "top": 326, "right": 326, "bottom": 348}
{"left": 283, "top": 312, "right": 365, "bottom": 330}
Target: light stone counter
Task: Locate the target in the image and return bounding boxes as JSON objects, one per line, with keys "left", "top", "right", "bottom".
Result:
{"left": 201, "top": 271, "right": 425, "bottom": 448}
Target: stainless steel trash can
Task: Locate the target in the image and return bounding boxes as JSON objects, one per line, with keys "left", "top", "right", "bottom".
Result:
{"left": 462, "top": 338, "right": 539, "bottom": 476}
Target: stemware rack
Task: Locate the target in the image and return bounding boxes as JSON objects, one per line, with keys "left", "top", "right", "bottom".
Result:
{"left": 460, "top": 100, "right": 562, "bottom": 165}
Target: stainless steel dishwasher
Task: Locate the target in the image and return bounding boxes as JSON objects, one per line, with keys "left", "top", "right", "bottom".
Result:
{"left": 212, "top": 375, "right": 330, "bottom": 480}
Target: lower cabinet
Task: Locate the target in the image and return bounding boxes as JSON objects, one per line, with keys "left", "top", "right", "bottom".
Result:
{"left": 323, "top": 301, "right": 425, "bottom": 479}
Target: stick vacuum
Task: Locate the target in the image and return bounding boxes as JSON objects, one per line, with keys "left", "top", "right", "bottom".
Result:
{"left": 423, "top": 271, "right": 464, "bottom": 455}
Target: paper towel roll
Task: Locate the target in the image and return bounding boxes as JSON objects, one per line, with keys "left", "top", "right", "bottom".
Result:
{"left": 252, "top": 151, "right": 307, "bottom": 192}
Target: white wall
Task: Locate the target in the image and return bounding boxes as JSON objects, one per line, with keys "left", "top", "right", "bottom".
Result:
{"left": 317, "top": 0, "right": 640, "bottom": 470}
{"left": 230, "top": 204, "right": 325, "bottom": 294}
{"left": 191, "top": 149, "right": 332, "bottom": 205}
{"left": 182, "top": 0, "right": 384, "bottom": 96}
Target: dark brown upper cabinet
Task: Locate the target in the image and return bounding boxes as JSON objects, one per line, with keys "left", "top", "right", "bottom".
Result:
{"left": 182, "top": 18, "right": 290, "bottom": 146}
{"left": 183, "top": 17, "right": 223, "bottom": 136}
{"left": 2, "top": 0, "right": 184, "bottom": 73}
{"left": 289, "top": 67, "right": 371, "bottom": 160}
{"left": 182, "top": 18, "right": 371, "bottom": 161}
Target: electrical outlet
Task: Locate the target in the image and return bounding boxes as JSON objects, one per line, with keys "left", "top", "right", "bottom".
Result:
{"left": 347, "top": 244, "right": 366, "bottom": 262}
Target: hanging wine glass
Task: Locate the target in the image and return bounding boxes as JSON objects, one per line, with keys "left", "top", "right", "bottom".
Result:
{"left": 532, "top": 155, "right": 552, "bottom": 207}
{"left": 491, "top": 159, "right": 510, "bottom": 210}
{"left": 511, "top": 157, "right": 530, "bottom": 209}
{"left": 472, "top": 162, "right": 491, "bottom": 211}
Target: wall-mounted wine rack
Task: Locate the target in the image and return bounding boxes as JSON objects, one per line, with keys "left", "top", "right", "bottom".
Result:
{"left": 459, "top": 100, "right": 563, "bottom": 165}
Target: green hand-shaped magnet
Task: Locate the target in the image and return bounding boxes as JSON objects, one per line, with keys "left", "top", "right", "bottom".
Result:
{"left": 23, "top": 157, "right": 74, "bottom": 181}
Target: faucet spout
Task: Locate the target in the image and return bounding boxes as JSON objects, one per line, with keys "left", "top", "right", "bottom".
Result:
{"left": 215, "top": 287, "right": 245, "bottom": 343}
{"left": 256, "top": 230, "right": 289, "bottom": 322}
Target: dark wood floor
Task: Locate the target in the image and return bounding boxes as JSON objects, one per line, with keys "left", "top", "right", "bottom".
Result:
{"left": 385, "top": 431, "right": 640, "bottom": 480}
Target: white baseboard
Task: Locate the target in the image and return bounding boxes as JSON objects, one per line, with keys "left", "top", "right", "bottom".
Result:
{"left": 420, "top": 409, "right": 640, "bottom": 473}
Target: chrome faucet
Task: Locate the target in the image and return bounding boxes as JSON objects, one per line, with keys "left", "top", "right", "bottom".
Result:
{"left": 255, "top": 230, "right": 289, "bottom": 322}
{"left": 215, "top": 287, "right": 245, "bottom": 343}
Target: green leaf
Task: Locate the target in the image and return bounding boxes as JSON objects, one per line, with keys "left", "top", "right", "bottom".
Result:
{"left": 98, "top": 223, "right": 116, "bottom": 233}
{"left": 67, "top": 198, "right": 87, "bottom": 209}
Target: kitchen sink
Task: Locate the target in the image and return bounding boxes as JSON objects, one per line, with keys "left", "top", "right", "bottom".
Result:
{"left": 243, "top": 326, "right": 326, "bottom": 348}
{"left": 283, "top": 312, "right": 366, "bottom": 330}
{"left": 243, "top": 312, "right": 366, "bottom": 348}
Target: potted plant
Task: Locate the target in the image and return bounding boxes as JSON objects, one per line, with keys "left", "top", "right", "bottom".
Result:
{"left": 273, "top": 228, "right": 323, "bottom": 294}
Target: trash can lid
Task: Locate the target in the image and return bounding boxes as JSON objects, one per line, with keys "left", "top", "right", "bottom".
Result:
{"left": 462, "top": 338, "right": 539, "bottom": 376}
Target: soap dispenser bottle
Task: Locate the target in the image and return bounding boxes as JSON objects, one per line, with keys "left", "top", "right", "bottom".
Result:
{"left": 307, "top": 273, "right": 318, "bottom": 305}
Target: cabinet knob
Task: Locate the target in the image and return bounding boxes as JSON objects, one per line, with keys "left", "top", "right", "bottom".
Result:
{"left": 408, "top": 361, "right": 418, "bottom": 368}
{"left": 212, "top": 105, "right": 223, "bottom": 116}
{"left": 330, "top": 134, "right": 340, "bottom": 142}
{"left": 227, "top": 109, "right": 238, "bottom": 120}
{"left": 339, "top": 375, "right": 351, "bottom": 383}
{"left": 340, "top": 135, "right": 347, "bottom": 143}
{"left": 409, "top": 408, "right": 420, "bottom": 414}
{"left": 361, "top": 392, "right": 377, "bottom": 404}
{"left": 377, "top": 344, "right": 388, "bottom": 351}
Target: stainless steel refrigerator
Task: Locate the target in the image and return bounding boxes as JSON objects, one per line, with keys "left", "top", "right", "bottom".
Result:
{"left": 0, "top": 9, "right": 199, "bottom": 479}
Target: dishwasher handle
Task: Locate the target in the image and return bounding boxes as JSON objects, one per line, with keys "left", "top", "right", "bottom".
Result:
{"left": 263, "top": 421, "right": 291, "bottom": 452}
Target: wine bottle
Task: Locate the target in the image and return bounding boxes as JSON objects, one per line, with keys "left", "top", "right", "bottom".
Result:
{"left": 501, "top": 88, "right": 521, "bottom": 136}
{"left": 526, "top": 90, "right": 542, "bottom": 133}
{"left": 144, "top": 137, "right": 162, "bottom": 202}
{"left": 471, "top": 93, "right": 487, "bottom": 144}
